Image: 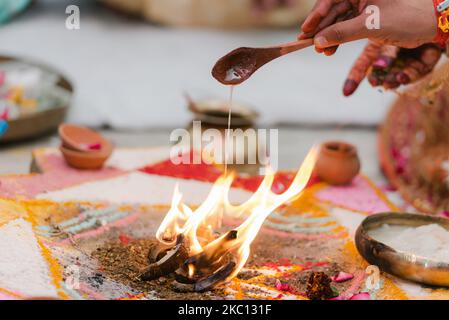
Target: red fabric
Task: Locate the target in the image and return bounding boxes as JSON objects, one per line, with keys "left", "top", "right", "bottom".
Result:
{"left": 433, "top": 0, "right": 449, "bottom": 47}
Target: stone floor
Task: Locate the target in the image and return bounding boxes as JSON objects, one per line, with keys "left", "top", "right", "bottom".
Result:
{"left": 0, "top": 127, "right": 384, "bottom": 183}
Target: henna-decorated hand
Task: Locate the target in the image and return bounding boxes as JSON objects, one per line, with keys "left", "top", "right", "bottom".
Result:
{"left": 343, "top": 42, "right": 444, "bottom": 96}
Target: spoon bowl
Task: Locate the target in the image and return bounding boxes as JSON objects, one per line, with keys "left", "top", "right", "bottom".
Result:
{"left": 212, "top": 39, "right": 314, "bottom": 85}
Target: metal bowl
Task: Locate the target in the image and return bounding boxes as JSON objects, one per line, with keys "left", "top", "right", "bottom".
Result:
{"left": 0, "top": 55, "right": 73, "bottom": 144}
{"left": 188, "top": 98, "right": 259, "bottom": 128}
{"left": 355, "top": 213, "right": 449, "bottom": 287}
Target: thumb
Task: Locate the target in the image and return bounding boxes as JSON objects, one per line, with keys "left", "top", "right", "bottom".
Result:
{"left": 314, "top": 15, "right": 370, "bottom": 49}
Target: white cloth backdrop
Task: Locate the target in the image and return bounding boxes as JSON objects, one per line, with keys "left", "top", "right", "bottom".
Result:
{"left": 0, "top": 0, "right": 395, "bottom": 129}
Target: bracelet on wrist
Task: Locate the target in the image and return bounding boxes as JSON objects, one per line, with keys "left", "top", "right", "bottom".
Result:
{"left": 434, "top": 0, "right": 449, "bottom": 47}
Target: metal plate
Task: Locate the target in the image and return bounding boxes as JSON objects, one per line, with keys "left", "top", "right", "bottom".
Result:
{"left": 0, "top": 55, "right": 73, "bottom": 144}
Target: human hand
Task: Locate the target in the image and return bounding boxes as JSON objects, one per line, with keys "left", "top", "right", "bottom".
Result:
{"left": 343, "top": 42, "right": 443, "bottom": 96}
{"left": 299, "top": 0, "right": 438, "bottom": 55}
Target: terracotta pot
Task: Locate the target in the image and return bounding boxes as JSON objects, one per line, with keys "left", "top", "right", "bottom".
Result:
{"left": 60, "top": 141, "right": 113, "bottom": 170}
{"left": 315, "top": 141, "right": 360, "bottom": 186}
{"left": 59, "top": 124, "right": 108, "bottom": 153}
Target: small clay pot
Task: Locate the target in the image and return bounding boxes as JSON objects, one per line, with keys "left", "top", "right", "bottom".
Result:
{"left": 315, "top": 141, "right": 361, "bottom": 185}
{"left": 60, "top": 140, "right": 113, "bottom": 170}
{"left": 59, "top": 124, "right": 108, "bottom": 152}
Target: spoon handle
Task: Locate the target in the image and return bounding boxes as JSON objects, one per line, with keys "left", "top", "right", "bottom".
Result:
{"left": 278, "top": 39, "right": 314, "bottom": 56}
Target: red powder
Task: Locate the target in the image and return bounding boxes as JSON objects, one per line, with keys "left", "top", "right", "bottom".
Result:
{"left": 140, "top": 152, "right": 222, "bottom": 183}
{"left": 278, "top": 258, "right": 292, "bottom": 267}
{"left": 140, "top": 151, "right": 320, "bottom": 193}
{"left": 263, "top": 262, "right": 282, "bottom": 272}
{"left": 118, "top": 234, "right": 132, "bottom": 246}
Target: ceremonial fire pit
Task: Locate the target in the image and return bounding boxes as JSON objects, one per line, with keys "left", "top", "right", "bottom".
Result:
{"left": 138, "top": 148, "right": 318, "bottom": 292}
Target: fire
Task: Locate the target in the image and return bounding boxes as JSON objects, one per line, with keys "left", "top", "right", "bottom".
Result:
{"left": 154, "top": 147, "right": 318, "bottom": 286}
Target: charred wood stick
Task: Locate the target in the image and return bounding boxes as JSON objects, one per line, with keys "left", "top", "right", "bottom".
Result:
{"left": 148, "top": 242, "right": 173, "bottom": 264}
{"left": 140, "top": 234, "right": 189, "bottom": 281}
{"left": 174, "top": 268, "right": 201, "bottom": 284}
{"left": 185, "top": 230, "right": 237, "bottom": 269}
{"left": 172, "top": 280, "right": 195, "bottom": 293}
{"left": 194, "top": 259, "right": 237, "bottom": 292}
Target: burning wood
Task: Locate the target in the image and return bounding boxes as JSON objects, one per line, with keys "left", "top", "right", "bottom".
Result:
{"left": 148, "top": 242, "right": 172, "bottom": 263}
{"left": 184, "top": 230, "right": 238, "bottom": 270}
{"left": 144, "top": 232, "right": 239, "bottom": 292}
{"left": 140, "top": 234, "right": 189, "bottom": 281}
{"left": 194, "top": 258, "right": 237, "bottom": 292}
{"left": 140, "top": 147, "right": 318, "bottom": 291}
{"left": 172, "top": 254, "right": 236, "bottom": 293}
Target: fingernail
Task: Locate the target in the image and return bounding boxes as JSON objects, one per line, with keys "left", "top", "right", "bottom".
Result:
{"left": 368, "top": 75, "right": 380, "bottom": 86}
{"left": 315, "top": 36, "right": 328, "bottom": 48}
{"left": 396, "top": 72, "right": 410, "bottom": 84}
{"left": 343, "top": 79, "right": 358, "bottom": 96}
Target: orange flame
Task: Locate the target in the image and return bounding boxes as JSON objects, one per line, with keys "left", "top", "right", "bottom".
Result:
{"left": 156, "top": 146, "right": 318, "bottom": 281}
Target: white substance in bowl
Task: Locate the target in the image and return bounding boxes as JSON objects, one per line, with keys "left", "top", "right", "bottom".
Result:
{"left": 368, "top": 224, "right": 449, "bottom": 264}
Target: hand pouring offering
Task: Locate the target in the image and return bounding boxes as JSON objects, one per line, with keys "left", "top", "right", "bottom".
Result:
{"left": 212, "top": 38, "right": 314, "bottom": 85}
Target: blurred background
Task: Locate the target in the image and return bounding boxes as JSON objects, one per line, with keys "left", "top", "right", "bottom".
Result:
{"left": 0, "top": 0, "right": 387, "bottom": 177}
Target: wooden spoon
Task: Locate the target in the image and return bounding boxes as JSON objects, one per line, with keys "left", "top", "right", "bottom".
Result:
{"left": 212, "top": 38, "right": 314, "bottom": 85}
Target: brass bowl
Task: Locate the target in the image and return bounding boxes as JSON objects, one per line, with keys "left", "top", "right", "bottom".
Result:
{"left": 188, "top": 98, "right": 259, "bottom": 128}
{"left": 355, "top": 213, "right": 449, "bottom": 287}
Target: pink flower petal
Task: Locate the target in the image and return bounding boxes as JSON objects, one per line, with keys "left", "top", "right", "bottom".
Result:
{"left": 80, "top": 143, "right": 102, "bottom": 151}
{"left": 275, "top": 279, "right": 294, "bottom": 293}
{"left": 331, "top": 272, "right": 354, "bottom": 283}
{"left": 87, "top": 143, "right": 102, "bottom": 150}
{"left": 349, "top": 292, "right": 371, "bottom": 300}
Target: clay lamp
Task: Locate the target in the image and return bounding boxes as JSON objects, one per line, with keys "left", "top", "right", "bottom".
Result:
{"left": 58, "top": 124, "right": 114, "bottom": 170}
{"left": 59, "top": 124, "right": 108, "bottom": 152}
{"left": 315, "top": 141, "right": 361, "bottom": 186}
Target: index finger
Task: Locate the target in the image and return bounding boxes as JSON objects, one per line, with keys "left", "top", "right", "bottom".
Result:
{"left": 301, "top": 0, "right": 344, "bottom": 34}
